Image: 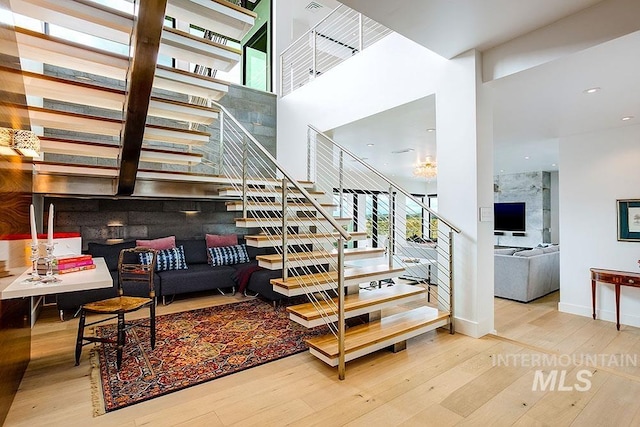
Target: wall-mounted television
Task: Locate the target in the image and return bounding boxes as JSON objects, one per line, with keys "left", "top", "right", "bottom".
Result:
{"left": 494, "top": 202, "right": 526, "bottom": 232}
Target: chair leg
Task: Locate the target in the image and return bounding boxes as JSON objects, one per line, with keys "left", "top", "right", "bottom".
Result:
{"left": 75, "top": 309, "right": 86, "bottom": 366}
{"left": 116, "top": 313, "right": 125, "bottom": 370}
{"left": 150, "top": 302, "right": 156, "bottom": 349}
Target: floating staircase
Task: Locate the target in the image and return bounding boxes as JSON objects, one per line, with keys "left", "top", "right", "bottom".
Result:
{"left": 1, "top": 0, "right": 256, "bottom": 196}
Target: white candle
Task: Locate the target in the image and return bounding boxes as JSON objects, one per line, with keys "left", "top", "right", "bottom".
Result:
{"left": 47, "top": 203, "right": 54, "bottom": 245}
{"left": 29, "top": 204, "right": 38, "bottom": 247}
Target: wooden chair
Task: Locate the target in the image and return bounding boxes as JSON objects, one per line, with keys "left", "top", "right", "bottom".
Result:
{"left": 75, "top": 247, "right": 157, "bottom": 369}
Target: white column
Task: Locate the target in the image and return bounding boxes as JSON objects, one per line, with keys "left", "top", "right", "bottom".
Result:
{"left": 436, "top": 49, "right": 494, "bottom": 338}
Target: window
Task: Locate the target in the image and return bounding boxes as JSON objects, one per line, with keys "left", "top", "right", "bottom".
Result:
{"left": 428, "top": 194, "right": 438, "bottom": 240}
{"left": 406, "top": 195, "right": 425, "bottom": 239}
{"left": 243, "top": 24, "right": 268, "bottom": 91}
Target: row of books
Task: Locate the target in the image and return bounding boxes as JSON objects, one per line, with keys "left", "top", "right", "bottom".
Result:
{"left": 37, "top": 254, "right": 96, "bottom": 275}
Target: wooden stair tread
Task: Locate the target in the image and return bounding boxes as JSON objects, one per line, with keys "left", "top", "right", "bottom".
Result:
{"left": 257, "top": 247, "right": 385, "bottom": 263}
{"left": 244, "top": 231, "right": 368, "bottom": 241}
{"left": 287, "top": 284, "right": 427, "bottom": 321}
{"left": 306, "top": 306, "right": 449, "bottom": 358}
{"left": 271, "top": 264, "right": 405, "bottom": 289}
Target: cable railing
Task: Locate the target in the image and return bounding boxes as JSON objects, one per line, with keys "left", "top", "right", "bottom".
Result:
{"left": 209, "top": 101, "right": 354, "bottom": 378}
{"left": 307, "top": 125, "right": 460, "bottom": 328}
{"left": 280, "top": 4, "right": 392, "bottom": 97}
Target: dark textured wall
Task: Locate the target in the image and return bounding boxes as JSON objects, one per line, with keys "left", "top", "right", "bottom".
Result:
{"left": 47, "top": 197, "right": 259, "bottom": 251}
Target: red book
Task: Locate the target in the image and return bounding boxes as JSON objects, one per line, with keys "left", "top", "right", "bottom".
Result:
{"left": 57, "top": 259, "right": 95, "bottom": 270}
{"left": 57, "top": 264, "right": 97, "bottom": 274}
{"left": 56, "top": 254, "right": 93, "bottom": 264}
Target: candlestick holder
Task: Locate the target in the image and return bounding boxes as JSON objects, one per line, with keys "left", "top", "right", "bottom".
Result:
{"left": 42, "top": 243, "right": 60, "bottom": 283}
{"left": 27, "top": 243, "right": 42, "bottom": 282}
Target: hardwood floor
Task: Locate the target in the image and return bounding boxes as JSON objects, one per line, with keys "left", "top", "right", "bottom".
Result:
{"left": 5, "top": 291, "right": 640, "bottom": 426}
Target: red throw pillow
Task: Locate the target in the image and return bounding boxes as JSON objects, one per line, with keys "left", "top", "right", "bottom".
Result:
{"left": 136, "top": 236, "right": 176, "bottom": 250}
{"left": 206, "top": 234, "right": 238, "bottom": 248}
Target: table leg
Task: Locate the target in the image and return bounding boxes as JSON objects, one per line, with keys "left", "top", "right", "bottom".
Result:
{"left": 591, "top": 279, "right": 596, "bottom": 320}
{"left": 615, "top": 284, "right": 621, "bottom": 331}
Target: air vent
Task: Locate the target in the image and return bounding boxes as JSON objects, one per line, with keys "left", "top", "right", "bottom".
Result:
{"left": 305, "top": 1, "right": 324, "bottom": 12}
{"left": 391, "top": 148, "right": 414, "bottom": 154}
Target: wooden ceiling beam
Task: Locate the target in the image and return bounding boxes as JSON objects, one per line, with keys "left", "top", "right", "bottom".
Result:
{"left": 116, "top": 0, "right": 167, "bottom": 196}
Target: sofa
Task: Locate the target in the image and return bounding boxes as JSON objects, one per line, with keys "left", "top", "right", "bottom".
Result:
{"left": 56, "top": 237, "right": 282, "bottom": 318}
{"left": 494, "top": 246, "right": 560, "bottom": 302}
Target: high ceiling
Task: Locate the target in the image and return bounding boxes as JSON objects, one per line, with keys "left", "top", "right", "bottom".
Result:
{"left": 324, "top": 0, "right": 640, "bottom": 180}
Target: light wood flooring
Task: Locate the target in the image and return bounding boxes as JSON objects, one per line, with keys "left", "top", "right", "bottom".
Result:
{"left": 5, "top": 290, "right": 640, "bottom": 426}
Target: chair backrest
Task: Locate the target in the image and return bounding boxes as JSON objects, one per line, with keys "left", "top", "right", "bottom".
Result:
{"left": 117, "top": 247, "right": 157, "bottom": 298}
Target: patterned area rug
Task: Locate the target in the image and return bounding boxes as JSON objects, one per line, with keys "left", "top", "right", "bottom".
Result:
{"left": 91, "top": 299, "right": 328, "bottom": 415}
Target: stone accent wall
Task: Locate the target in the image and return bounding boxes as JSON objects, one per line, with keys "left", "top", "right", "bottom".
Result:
{"left": 494, "top": 171, "right": 551, "bottom": 248}
{"left": 47, "top": 197, "right": 258, "bottom": 251}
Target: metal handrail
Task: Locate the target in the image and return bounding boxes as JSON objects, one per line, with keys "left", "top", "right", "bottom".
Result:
{"left": 308, "top": 125, "right": 461, "bottom": 234}
{"left": 211, "top": 102, "right": 351, "bottom": 241}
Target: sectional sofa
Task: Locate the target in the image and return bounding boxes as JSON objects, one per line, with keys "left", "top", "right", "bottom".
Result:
{"left": 494, "top": 246, "right": 560, "bottom": 302}
{"left": 56, "top": 237, "right": 282, "bottom": 319}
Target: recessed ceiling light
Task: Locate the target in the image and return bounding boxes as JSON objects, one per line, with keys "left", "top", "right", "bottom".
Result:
{"left": 583, "top": 87, "right": 600, "bottom": 94}
{"left": 622, "top": 116, "right": 634, "bottom": 121}
{"left": 366, "top": 143, "right": 374, "bottom": 147}
{"left": 500, "top": 169, "right": 504, "bottom": 173}
{"left": 426, "top": 128, "right": 435, "bottom": 132}
{"left": 552, "top": 163, "right": 557, "bottom": 167}
{"left": 524, "top": 156, "right": 530, "bottom": 160}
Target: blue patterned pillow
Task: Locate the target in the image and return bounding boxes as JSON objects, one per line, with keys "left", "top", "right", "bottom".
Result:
{"left": 139, "top": 246, "right": 188, "bottom": 271}
{"left": 208, "top": 244, "right": 250, "bottom": 266}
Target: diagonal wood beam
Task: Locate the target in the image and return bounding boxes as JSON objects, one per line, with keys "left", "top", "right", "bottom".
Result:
{"left": 117, "top": 0, "right": 167, "bottom": 196}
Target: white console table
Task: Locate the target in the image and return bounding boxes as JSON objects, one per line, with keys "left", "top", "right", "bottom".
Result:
{"left": 0, "top": 258, "right": 112, "bottom": 326}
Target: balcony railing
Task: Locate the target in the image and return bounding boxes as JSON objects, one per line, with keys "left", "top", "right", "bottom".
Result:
{"left": 280, "top": 5, "right": 392, "bottom": 97}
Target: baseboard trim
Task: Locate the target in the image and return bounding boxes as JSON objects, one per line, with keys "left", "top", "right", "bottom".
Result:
{"left": 559, "top": 301, "right": 640, "bottom": 329}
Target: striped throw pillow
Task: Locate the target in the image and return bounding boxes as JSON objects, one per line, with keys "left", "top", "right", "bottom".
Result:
{"left": 139, "top": 246, "right": 188, "bottom": 271}
{"left": 208, "top": 244, "right": 250, "bottom": 266}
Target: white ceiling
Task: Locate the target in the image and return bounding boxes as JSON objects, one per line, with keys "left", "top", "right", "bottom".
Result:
{"left": 322, "top": 0, "right": 640, "bottom": 181}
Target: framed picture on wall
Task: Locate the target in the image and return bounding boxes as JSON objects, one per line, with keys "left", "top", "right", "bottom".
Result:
{"left": 617, "top": 199, "right": 640, "bottom": 241}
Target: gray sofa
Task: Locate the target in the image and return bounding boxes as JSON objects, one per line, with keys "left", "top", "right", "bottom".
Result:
{"left": 494, "top": 246, "right": 559, "bottom": 302}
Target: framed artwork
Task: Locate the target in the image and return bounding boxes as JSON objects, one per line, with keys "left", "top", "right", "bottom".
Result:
{"left": 617, "top": 199, "right": 640, "bottom": 241}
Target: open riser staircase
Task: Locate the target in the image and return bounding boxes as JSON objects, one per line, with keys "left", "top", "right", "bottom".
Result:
{"left": 0, "top": 0, "right": 256, "bottom": 195}
{"left": 214, "top": 113, "right": 459, "bottom": 378}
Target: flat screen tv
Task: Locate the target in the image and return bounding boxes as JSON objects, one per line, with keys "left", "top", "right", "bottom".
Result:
{"left": 494, "top": 202, "right": 526, "bottom": 232}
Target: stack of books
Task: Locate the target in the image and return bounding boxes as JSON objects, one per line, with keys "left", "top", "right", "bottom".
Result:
{"left": 37, "top": 254, "right": 95, "bottom": 275}
{"left": 0, "top": 260, "right": 10, "bottom": 278}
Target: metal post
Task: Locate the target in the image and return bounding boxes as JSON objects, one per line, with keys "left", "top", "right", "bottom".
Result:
{"left": 448, "top": 229, "right": 455, "bottom": 334}
{"left": 242, "top": 136, "right": 248, "bottom": 218}
{"left": 307, "top": 128, "right": 312, "bottom": 182}
{"left": 358, "top": 13, "right": 363, "bottom": 52}
{"left": 388, "top": 185, "right": 394, "bottom": 269}
{"left": 219, "top": 110, "right": 225, "bottom": 174}
{"left": 337, "top": 236, "right": 346, "bottom": 380}
{"left": 282, "top": 179, "right": 288, "bottom": 282}
{"left": 311, "top": 30, "right": 317, "bottom": 79}
{"left": 338, "top": 151, "right": 344, "bottom": 218}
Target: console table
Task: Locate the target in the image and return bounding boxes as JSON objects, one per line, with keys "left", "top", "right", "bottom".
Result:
{"left": 591, "top": 268, "right": 640, "bottom": 331}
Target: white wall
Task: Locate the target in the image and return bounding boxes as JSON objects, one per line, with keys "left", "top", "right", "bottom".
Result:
{"left": 558, "top": 123, "right": 640, "bottom": 328}
{"left": 276, "top": 32, "right": 448, "bottom": 179}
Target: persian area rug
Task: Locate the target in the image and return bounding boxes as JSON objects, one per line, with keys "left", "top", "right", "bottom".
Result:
{"left": 90, "top": 299, "right": 327, "bottom": 415}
